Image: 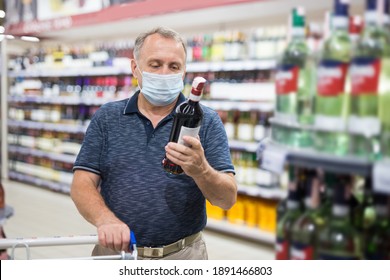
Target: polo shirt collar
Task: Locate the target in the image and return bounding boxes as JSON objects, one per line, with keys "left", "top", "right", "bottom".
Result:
{"left": 123, "top": 90, "right": 187, "bottom": 115}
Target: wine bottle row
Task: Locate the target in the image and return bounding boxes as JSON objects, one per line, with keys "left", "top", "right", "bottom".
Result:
{"left": 8, "top": 23, "right": 325, "bottom": 72}
{"left": 276, "top": 167, "right": 390, "bottom": 260}
{"left": 8, "top": 126, "right": 83, "bottom": 156}
{"left": 274, "top": 0, "right": 390, "bottom": 160}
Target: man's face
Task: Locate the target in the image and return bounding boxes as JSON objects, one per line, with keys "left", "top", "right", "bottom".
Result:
{"left": 132, "top": 33, "right": 186, "bottom": 88}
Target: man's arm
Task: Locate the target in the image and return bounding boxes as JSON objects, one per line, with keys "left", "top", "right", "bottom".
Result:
{"left": 164, "top": 136, "right": 237, "bottom": 210}
{"left": 70, "top": 170, "right": 130, "bottom": 252}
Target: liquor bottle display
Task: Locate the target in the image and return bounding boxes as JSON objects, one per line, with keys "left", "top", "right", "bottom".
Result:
{"left": 162, "top": 77, "right": 206, "bottom": 175}
{"left": 349, "top": 0, "right": 390, "bottom": 160}
{"left": 315, "top": 0, "right": 352, "bottom": 155}
{"left": 274, "top": 6, "right": 315, "bottom": 147}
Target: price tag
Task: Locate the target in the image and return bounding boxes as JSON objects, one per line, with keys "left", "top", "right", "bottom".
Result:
{"left": 373, "top": 160, "right": 390, "bottom": 194}
{"left": 261, "top": 147, "right": 287, "bottom": 174}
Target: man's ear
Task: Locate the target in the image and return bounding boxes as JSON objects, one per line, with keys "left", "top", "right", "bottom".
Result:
{"left": 131, "top": 59, "right": 138, "bottom": 79}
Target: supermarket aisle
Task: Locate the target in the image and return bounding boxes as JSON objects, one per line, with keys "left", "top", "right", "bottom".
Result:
{"left": 2, "top": 179, "right": 274, "bottom": 260}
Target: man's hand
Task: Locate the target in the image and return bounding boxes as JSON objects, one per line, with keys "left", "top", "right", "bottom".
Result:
{"left": 97, "top": 219, "right": 130, "bottom": 252}
{"left": 164, "top": 135, "right": 209, "bottom": 178}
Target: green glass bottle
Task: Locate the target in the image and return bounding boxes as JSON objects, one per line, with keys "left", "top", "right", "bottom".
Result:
{"left": 275, "top": 7, "right": 315, "bottom": 147}
{"left": 380, "top": 0, "right": 390, "bottom": 158}
{"left": 364, "top": 193, "right": 390, "bottom": 259}
{"left": 349, "top": 0, "right": 390, "bottom": 160}
{"left": 290, "top": 170, "right": 326, "bottom": 260}
{"left": 315, "top": 0, "right": 351, "bottom": 156}
{"left": 318, "top": 175, "right": 362, "bottom": 259}
{"left": 275, "top": 167, "right": 304, "bottom": 259}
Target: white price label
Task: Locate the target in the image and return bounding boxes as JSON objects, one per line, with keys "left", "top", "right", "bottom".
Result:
{"left": 373, "top": 161, "right": 390, "bottom": 194}
{"left": 261, "top": 147, "right": 287, "bottom": 174}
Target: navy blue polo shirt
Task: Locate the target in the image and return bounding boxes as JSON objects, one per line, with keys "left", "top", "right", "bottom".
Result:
{"left": 73, "top": 91, "right": 235, "bottom": 247}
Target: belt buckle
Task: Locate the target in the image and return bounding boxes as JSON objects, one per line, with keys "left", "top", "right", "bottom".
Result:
{"left": 143, "top": 247, "right": 164, "bottom": 258}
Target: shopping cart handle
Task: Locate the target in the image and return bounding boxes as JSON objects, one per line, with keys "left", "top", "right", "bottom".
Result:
{"left": 130, "top": 231, "right": 136, "bottom": 247}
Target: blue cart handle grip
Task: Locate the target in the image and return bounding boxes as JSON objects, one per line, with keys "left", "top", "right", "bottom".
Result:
{"left": 130, "top": 230, "right": 137, "bottom": 250}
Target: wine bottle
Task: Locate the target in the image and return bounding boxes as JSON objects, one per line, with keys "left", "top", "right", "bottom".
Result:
{"left": 275, "top": 167, "right": 304, "bottom": 260}
{"left": 315, "top": 0, "right": 352, "bottom": 156}
{"left": 162, "top": 77, "right": 206, "bottom": 175}
{"left": 318, "top": 175, "right": 362, "bottom": 259}
{"left": 364, "top": 193, "right": 390, "bottom": 259}
{"left": 349, "top": 0, "right": 390, "bottom": 160}
{"left": 275, "top": 6, "right": 315, "bottom": 148}
{"left": 290, "top": 169, "right": 325, "bottom": 260}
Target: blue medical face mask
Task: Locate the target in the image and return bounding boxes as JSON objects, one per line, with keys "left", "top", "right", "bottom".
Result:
{"left": 137, "top": 67, "right": 184, "bottom": 106}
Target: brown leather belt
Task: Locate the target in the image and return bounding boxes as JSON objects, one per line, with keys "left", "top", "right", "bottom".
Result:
{"left": 137, "top": 232, "right": 201, "bottom": 258}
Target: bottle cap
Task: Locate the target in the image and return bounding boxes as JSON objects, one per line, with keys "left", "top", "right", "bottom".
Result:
{"left": 292, "top": 7, "right": 305, "bottom": 28}
{"left": 191, "top": 77, "right": 206, "bottom": 96}
{"left": 366, "top": 0, "right": 377, "bottom": 10}
{"left": 334, "top": 0, "right": 350, "bottom": 16}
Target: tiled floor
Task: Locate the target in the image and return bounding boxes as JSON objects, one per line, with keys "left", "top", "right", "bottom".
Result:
{"left": 1, "top": 179, "right": 274, "bottom": 260}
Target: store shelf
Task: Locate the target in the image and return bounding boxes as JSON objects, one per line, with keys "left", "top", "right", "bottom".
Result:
{"left": 8, "top": 95, "right": 118, "bottom": 106}
{"left": 186, "top": 59, "right": 277, "bottom": 72}
{"left": 228, "top": 140, "right": 259, "bottom": 153}
{"left": 8, "top": 59, "right": 277, "bottom": 78}
{"left": 8, "top": 66, "right": 132, "bottom": 78}
{"left": 8, "top": 120, "right": 87, "bottom": 134}
{"left": 238, "top": 185, "right": 286, "bottom": 200}
{"left": 262, "top": 141, "right": 373, "bottom": 177}
{"left": 0, "top": 206, "right": 14, "bottom": 226}
{"left": 8, "top": 171, "right": 70, "bottom": 194}
{"left": 8, "top": 145, "right": 77, "bottom": 164}
{"left": 202, "top": 100, "right": 274, "bottom": 112}
{"left": 206, "top": 218, "right": 274, "bottom": 245}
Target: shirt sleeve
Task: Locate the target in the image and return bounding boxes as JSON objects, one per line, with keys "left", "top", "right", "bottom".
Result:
{"left": 202, "top": 111, "right": 235, "bottom": 175}
{"left": 73, "top": 107, "right": 106, "bottom": 175}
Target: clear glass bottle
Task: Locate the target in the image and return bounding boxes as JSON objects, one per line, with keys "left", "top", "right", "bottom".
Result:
{"left": 275, "top": 7, "right": 315, "bottom": 147}
{"left": 380, "top": 0, "right": 390, "bottom": 158}
{"left": 315, "top": 0, "right": 352, "bottom": 156}
{"left": 162, "top": 77, "right": 206, "bottom": 175}
{"left": 349, "top": 0, "right": 390, "bottom": 160}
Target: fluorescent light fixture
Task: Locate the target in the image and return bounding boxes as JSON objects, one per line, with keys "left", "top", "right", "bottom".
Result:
{"left": 5, "top": 35, "right": 15, "bottom": 39}
{"left": 0, "top": 10, "right": 5, "bottom": 18}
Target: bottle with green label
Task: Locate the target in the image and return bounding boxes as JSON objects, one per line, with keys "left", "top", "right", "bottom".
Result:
{"left": 318, "top": 175, "right": 362, "bottom": 260}
{"left": 275, "top": 7, "right": 315, "bottom": 148}
{"left": 349, "top": 0, "right": 390, "bottom": 160}
{"left": 315, "top": 0, "right": 352, "bottom": 156}
{"left": 290, "top": 170, "right": 326, "bottom": 260}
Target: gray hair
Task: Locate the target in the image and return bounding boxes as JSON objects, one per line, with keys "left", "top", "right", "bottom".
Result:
{"left": 133, "top": 26, "right": 187, "bottom": 61}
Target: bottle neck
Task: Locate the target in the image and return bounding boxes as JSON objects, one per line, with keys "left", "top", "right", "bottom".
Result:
{"left": 332, "top": 15, "right": 349, "bottom": 31}
{"left": 189, "top": 93, "right": 201, "bottom": 102}
{"left": 291, "top": 26, "right": 305, "bottom": 40}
